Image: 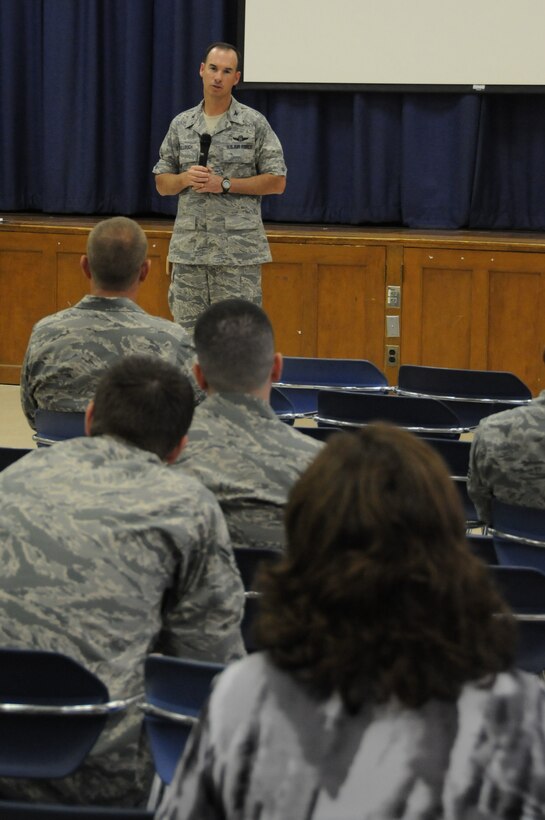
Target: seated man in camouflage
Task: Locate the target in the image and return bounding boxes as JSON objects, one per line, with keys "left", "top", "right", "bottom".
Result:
{"left": 174, "top": 298, "right": 323, "bottom": 552}
{"left": 0, "top": 355, "right": 244, "bottom": 807}
{"left": 20, "top": 216, "right": 198, "bottom": 429}
{"left": 468, "top": 348, "right": 545, "bottom": 525}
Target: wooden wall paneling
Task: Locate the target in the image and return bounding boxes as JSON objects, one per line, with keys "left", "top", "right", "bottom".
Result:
{"left": 401, "top": 247, "right": 545, "bottom": 395}
{"left": 401, "top": 248, "right": 478, "bottom": 369}
{"left": 314, "top": 246, "right": 386, "bottom": 367}
{"left": 0, "top": 234, "right": 58, "bottom": 383}
{"left": 264, "top": 244, "right": 319, "bottom": 356}
{"left": 486, "top": 255, "right": 545, "bottom": 394}
{"left": 55, "top": 235, "right": 88, "bottom": 310}
{"left": 137, "top": 237, "right": 171, "bottom": 319}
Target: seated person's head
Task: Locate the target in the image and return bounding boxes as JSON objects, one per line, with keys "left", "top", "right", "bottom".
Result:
{"left": 256, "top": 424, "right": 515, "bottom": 711}
{"left": 194, "top": 298, "right": 278, "bottom": 394}
{"left": 85, "top": 216, "right": 149, "bottom": 291}
{"left": 86, "top": 355, "right": 194, "bottom": 462}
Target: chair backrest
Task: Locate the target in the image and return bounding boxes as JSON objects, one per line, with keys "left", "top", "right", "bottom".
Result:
{"left": 279, "top": 357, "right": 388, "bottom": 390}
{"left": 33, "top": 410, "right": 86, "bottom": 447}
{"left": 397, "top": 365, "right": 531, "bottom": 401}
{"left": 274, "top": 357, "right": 389, "bottom": 416}
{"left": 0, "top": 447, "right": 32, "bottom": 471}
{"left": 269, "top": 387, "right": 296, "bottom": 422}
{"left": 315, "top": 391, "right": 468, "bottom": 436}
{"left": 233, "top": 546, "right": 281, "bottom": 592}
{"left": 423, "top": 437, "right": 471, "bottom": 477}
{"left": 142, "top": 655, "right": 224, "bottom": 786}
{"left": 512, "top": 619, "right": 545, "bottom": 676}
{"left": 490, "top": 500, "right": 545, "bottom": 572}
{"left": 489, "top": 566, "right": 545, "bottom": 614}
{"left": 467, "top": 534, "right": 498, "bottom": 565}
{"left": 397, "top": 365, "right": 532, "bottom": 427}
{"left": 0, "top": 648, "right": 130, "bottom": 778}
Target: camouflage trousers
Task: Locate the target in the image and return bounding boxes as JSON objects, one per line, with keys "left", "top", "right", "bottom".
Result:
{"left": 169, "top": 263, "right": 262, "bottom": 332}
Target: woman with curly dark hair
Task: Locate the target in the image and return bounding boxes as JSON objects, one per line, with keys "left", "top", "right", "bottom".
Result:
{"left": 158, "top": 424, "right": 545, "bottom": 819}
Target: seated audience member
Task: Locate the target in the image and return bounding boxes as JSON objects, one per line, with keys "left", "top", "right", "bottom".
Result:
{"left": 0, "top": 355, "right": 244, "bottom": 807}
{"left": 468, "top": 350, "right": 545, "bottom": 525}
{"left": 158, "top": 425, "right": 545, "bottom": 820}
{"left": 174, "top": 298, "right": 323, "bottom": 552}
{"left": 21, "top": 216, "right": 198, "bottom": 429}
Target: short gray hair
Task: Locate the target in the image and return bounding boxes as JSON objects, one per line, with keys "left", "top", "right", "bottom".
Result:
{"left": 194, "top": 299, "right": 275, "bottom": 392}
{"left": 87, "top": 217, "right": 148, "bottom": 290}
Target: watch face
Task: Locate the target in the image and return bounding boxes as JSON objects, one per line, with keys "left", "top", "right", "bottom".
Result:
{"left": 222, "top": 178, "right": 231, "bottom": 193}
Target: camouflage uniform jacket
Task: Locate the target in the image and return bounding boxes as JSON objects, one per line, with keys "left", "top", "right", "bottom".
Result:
{"left": 468, "top": 391, "right": 545, "bottom": 524}
{"left": 20, "top": 295, "right": 197, "bottom": 428}
{"left": 158, "top": 656, "right": 545, "bottom": 819}
{"left": 0, "top": 436, "right": 244, "bottom": 806}
{"left": 174, "top": 393, "right": 322, "bottom": 552}
{"left": 152, "top": 98, "right": 287, "bottom": 266}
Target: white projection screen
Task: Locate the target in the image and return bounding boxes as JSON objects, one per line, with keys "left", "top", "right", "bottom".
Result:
{"left": 238, "top": 0, "right": 545, "bottom": 92}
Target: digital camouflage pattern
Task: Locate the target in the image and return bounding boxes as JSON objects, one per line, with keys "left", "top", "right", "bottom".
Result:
{"left": 468, "top": 391, "right": 545, "bottom": 525}
{"left": 153, "top": 97, "right": 286, "bottom": 329}
{"left": 174, "top": 393, "right": 323, "bottom": 552}
{"left": 153, "top": 98, "right": 286, "bottom": 267}
{"left": 157, "top": 655, "right": 545, "bottom": 820}
{"left": 20, "top": 295, "right": 198, "bottom": 428}
{"left": 0, "top": 436, "right": 245, "bottom": 806}
{"left": 168, "top": 263, "right": 261, "bottom": 332}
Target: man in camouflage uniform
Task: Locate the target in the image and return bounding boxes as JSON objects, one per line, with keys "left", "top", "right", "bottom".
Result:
{"left": 0, "top": 355, "right": 244, "bottom": 807}
{"left": 153, "top": 42, "right": 286, "bottom": 332}
{"left": 174, "top": 299, "right": 322, "bottom": 552}
{"left": 20, "top": 216, "right": 198, "bottom": 429}
{"left": 468, "top": 356, "right": 545, "bottom": 524}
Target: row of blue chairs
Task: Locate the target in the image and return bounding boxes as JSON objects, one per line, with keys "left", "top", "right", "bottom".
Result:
{"left": 272, "top": 358, "right": 531, "bottom": 429}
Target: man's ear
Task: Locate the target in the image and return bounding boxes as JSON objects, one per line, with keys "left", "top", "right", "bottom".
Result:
{"left": 271, "top": 352, "right": 283, "bottom": 383}
{"left": 84, "top": 400, "right": 95, "bottom": 436}
{"left": 193, "top": 362, "right": 208, "bottom": 391}
{"left": 81, "top": 255, "right": 92, "bottom": 281}
{"left": 165, "top": 434, "right": 188, "bottom": 465}
{"left": 138, "top": 259, "right": 151, "bottom": 283}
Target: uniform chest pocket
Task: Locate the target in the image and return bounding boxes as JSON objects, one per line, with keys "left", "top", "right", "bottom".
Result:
{"left": 222, "top": 144, "right": 256, "bottom": 165}
{"left": 179, "top": 146, "right": 198, "bottom": 169}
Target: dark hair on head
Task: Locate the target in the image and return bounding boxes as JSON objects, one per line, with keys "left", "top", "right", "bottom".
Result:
{"left": 87, "top": 217, "right": 148, "bottom": 291}
{"left": 194, "top": 298, "right": 275, "bottom": 392}
{"left": 203, "top": 41, "right": 242, "bottom": 71}
{"left": 256, "top": 424, "right": 515, "bottom": 712}
{"left": 89, "top": 355, "right": 194, "bottom": 460}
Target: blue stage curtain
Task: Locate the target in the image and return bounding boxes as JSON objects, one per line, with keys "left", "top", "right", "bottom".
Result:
{"left": 1, "top": 0, "right": 545, "bottom": 229}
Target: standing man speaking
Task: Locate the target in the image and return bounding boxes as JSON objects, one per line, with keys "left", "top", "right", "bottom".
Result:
{"left": 153, "top": 42, "right": 286, "bottom": 331}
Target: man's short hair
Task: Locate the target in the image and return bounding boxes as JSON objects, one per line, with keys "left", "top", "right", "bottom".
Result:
{"left": 86, "top": 217, "right": 148, "bottom": 291}
{"left": 203, "top": 42, "right": 242, "bottom": 72}
{"left": 194, "top": 299, "right": 275, "bottom": 393}
{"left": 89, "top": 355, "right": 194, "bottom": 459}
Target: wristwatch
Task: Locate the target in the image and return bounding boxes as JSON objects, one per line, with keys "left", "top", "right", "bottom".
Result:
{"left": 221, "top": 177, "right": 231, "bottom": 194}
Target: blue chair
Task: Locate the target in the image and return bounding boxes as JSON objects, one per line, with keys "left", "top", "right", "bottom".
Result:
{"left": 0, "top": 802, "right": 153, "bottom": 818}
{"left": 233, "top": 546, "right": 281, "bottom": 593}
{"left": 467, "top": 534, "right": 497, "bottom": 565}
{"left": 489, "top": 566, "right": 545, "bottom": 615}
{"left": 512, "top": 619, "right": 545, "bottom": 676}
{"left": 270, "top": 387, "right": 296, "bottom": 423}
{"left": 424, "top": 438, "right": 482, "bottom": 527}
{"left": 33, "top": 410, "right": 86, "bottom": 447}
{"left": 232, "top": 548, "right": 280, "bottom": 654}
{"left": 489, "top": 500, "right": 545, "bottom": 573}
{"left": 0, "top": 447, "right": 32, "bottom": 471}
{"left": 141, "top": 655, "right": 224, "bottom": 794}
{"left": 315, "top": 392, "right": 469, "bottom": 437}
{"left": 0, "top": 649, "right": 135, "bottom": 779}
{"left": 396, "top": 365, "right": 531, "bottom": 428}
{"left": 274, "top": 357, "right": 389, "bottom": 416}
